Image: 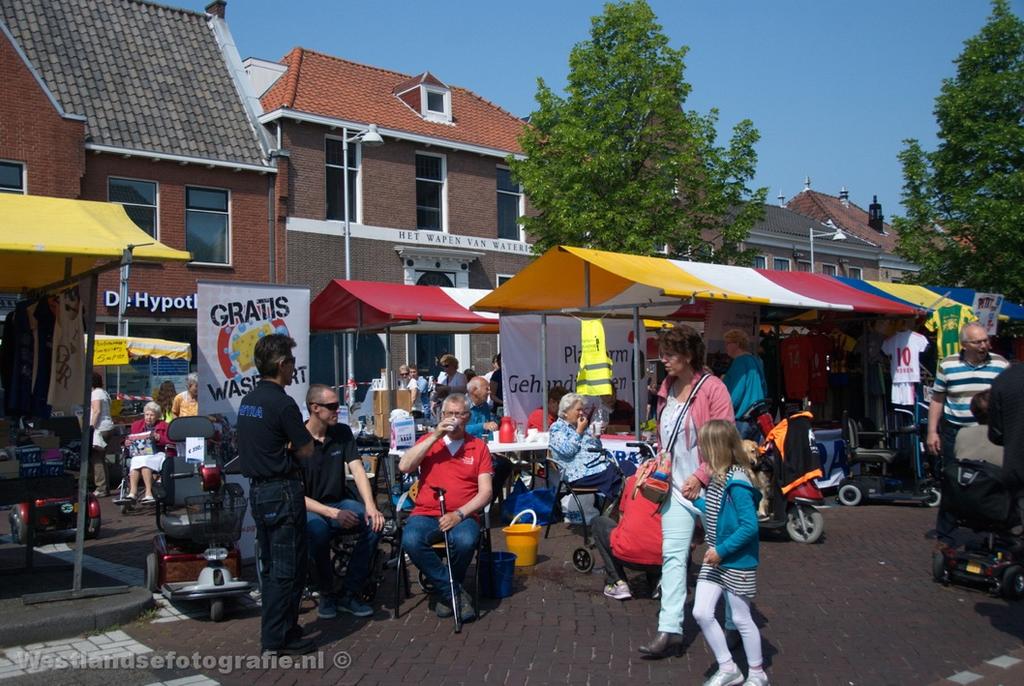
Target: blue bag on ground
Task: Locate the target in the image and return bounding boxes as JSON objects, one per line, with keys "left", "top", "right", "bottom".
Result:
{"left": 502, "top": 477, "right": 556, "bottom": 525}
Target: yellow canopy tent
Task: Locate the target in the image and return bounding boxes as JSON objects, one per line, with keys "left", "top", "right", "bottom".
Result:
{"left": 93, "top": 335, "right": 192, "bottom": 364}
{"left": 0, "top": 194, "right": 190, "bottom": 599}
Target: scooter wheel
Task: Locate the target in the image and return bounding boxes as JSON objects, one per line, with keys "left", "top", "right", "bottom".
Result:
{"left": 210, "top": 598, "right": 225, "bottom": 622}
{"left": 1000, "top": 565, "right": 1024, "bottom": 600}
{"left": 9, "top": 513, "right": 24, "bottom": 546}
{"left": 145, "top": 552, "right": 159, "bottom": 593}
{"left": 572, "top": 547, "right": 594, "bottom": 573}
{"left": 85, "top": 516, "right": 101, "bottom": 540}
{"left": 923, "top": 487, "right": 942, "bottom": 508}
{"left": 932, "top": 550, "right": 948, "bottom": 583}
{"left": 786, "top": 506, "right": 824, "bottom": 544}
{"left": 837, "top": 483, "right": 864, "bottom": 507}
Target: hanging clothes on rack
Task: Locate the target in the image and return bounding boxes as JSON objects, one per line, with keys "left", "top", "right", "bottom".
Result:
{"left": 881, "top": 329, "right": 929, "bottom": 406}
{"left": 925, "top": 304, "right": 975, "bottom": 361}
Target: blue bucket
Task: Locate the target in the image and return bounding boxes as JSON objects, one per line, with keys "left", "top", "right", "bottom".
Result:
{"left": 484, "top": 551, "right": 517, "bottom": 599}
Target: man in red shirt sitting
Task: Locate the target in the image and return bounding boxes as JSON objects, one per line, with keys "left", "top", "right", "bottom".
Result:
{"left": 399, "top": 393, "right": 493, "bottom": 620}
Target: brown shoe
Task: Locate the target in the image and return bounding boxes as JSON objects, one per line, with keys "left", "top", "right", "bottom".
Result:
{"left": 638, "top": 632, "right": 684, "bottom": 659}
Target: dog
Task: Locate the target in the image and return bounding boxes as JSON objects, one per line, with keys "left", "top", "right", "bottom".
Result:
{"left": 741, "top": 439, "right": 771, "bottom": 519}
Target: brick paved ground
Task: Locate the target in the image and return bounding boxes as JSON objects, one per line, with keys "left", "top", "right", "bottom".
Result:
{"left": 4, "top": 497, "right": 1024, "bottom": 685}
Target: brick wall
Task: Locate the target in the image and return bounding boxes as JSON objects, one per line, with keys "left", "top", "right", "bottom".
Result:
{"left": 0, "top": 32, "right": 85, "bottom": 197}
{"left": 81, "top": 154, "right": 273, "bottom": 316}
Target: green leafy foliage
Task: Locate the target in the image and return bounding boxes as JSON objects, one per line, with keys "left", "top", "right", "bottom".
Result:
{"left": 894, "top": 0, "right": 1024, "bottom": 301}
{"left": 508, "top": 0, "right": 765, "bottom": 262}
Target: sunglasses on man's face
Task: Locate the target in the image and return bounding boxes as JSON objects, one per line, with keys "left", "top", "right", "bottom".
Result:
{"left": 316, "top": 401, "right": 340, "bottom": 412}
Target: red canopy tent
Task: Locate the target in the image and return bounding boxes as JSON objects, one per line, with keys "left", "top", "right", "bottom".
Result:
{"left": 755, "top": 271, "right": 923, "bottom": 316}
{"left": 310, "top": 279, "right": 498, "bottom": 333}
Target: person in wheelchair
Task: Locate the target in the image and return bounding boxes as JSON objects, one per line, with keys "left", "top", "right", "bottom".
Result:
{"left": 123, "top": 401, "right": 173, "bottom": 503}
{"left": 399, "top": 393, "right": 493, "bottom": 621}
{"left": 548, "top": 393, "right": 622, "bottom": 502}
{"left": 302, "top": 384, "right": 384, "bottom": 619}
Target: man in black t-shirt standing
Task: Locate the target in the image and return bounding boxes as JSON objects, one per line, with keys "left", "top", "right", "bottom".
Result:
{"left": 236, "top": 334, "right": 314, "bottom": 656}
{"left": 302, "top": 384, "right": 384, "bottom": 619}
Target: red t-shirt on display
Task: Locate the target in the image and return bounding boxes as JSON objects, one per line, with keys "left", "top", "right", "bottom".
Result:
{"left": 808, "top": 334, "right": 832, "bottom": 403}
{"left": 411, "top": 434, "right": 493, "bottom": 518}
{"left": 780, "top": 335, "right": 812, "bottom": 401}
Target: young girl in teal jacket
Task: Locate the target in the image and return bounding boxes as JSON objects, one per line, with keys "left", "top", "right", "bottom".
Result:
{"left": 691, "top": 420, "right": 768, "bottom": 686}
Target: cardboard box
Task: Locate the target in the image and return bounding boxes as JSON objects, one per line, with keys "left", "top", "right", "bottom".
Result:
{"left": 372, "top": 413, "right": 391, "bottom": 438}
{"left": 31, "top": 434, "right": 60, "bottom": 450}
{"left": 372, "top": 389, "right": 413, "bottom": 414}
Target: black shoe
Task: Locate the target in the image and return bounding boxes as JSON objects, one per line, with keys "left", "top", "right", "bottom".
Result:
{"left": 638, "top": 632, "right": 684, "bottom": 659}
{"left": 263, "top": 637, "right": 315, "bottom": 656}
{"left": 458, "top": 590, "right": 477, "bottom": 622}
{"left": 285, "top": 624, "right": 306, "bottom": 643}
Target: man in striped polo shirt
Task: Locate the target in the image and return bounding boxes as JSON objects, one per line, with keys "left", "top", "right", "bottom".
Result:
{"left": 927, "top": 322, "right": 1009, "bottom": 546}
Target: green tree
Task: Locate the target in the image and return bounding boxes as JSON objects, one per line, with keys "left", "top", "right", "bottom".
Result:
{"left": 508, "top": 0, "right": 765, "bottom": 262}
{"left": 894, "top": 0, "right": 1024, "bottom": 301}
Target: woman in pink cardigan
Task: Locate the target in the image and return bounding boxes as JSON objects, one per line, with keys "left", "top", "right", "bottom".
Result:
{"left": 639, "top": 324, "right": 734, "bottom": 659}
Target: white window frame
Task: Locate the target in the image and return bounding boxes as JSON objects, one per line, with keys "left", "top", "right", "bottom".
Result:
{"left": 496, "top": 165, "right": 524, "bottom": 241}
{"left": 773, "top": 257, "right": 792, "bottom": 272}
{"left": 752, "top": 255, "right": 767, "bottom": 269}
{"left": 0, "top": 159, "right": 26, "bottom": 194}
{"left": 107, "top": 176, "right": 159, "bottom": 239}
{"left": 421, "top": 85, "right": 452, "bottom": 123}
{"left": 848, "top": 266, "right": 863, "bottom": 280}
{"left": 496, "top": 273, "right": 514, "bottom": 287}
{"left": 324, "top": 135, "right": 362, "bottom": 223}
{"left": 184, "top": 185, "right": 232, "bottom": 266}
{"left": 821, "top": 262, "right": 838, "bottom": 277}
{"left": 415, "top": 151, "right": 448, "bottom": 232}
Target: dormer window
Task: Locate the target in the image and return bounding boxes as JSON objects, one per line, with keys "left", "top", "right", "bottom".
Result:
{"left": 394, "top": 72, "right": 452, "bottom": 123}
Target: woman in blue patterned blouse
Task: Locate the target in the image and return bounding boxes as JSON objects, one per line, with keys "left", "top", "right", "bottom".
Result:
{"left": 548, "top": 392, "right": 621, "bottom": 499}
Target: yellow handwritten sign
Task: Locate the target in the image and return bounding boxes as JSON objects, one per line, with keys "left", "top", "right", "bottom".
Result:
{"left": 94, "top": 338, "right": 129, "bottom": 366}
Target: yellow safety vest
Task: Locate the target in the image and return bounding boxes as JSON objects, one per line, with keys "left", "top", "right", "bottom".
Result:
{"left": 576, "top": 319, "right": 614, "bottom": 396}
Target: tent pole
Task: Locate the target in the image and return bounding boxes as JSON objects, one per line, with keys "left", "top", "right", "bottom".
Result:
{"left": 583, "top": 264, "right": 591, "bottom": 308}
{"left": 632, "top": 306, "right": 642, "bottom": 441}
{"left": 73, "top": 274, "right": 97, "bottom": 593}
{"left": 333, "top": 333, "right": 340, "bottom": 390}
{"left": 540, "top": 314, "right": 548, "bottom": 430}
{"left": 385, "top": 327, "right": 394, "bottom": 414}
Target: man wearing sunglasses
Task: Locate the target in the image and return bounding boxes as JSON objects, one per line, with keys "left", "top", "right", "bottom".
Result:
{"left": 302, "top": 384, "right": 384, "bottom": 619}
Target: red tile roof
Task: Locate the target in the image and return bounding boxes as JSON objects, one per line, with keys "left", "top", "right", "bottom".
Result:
{"left": 786, "top": 189, "right": 897, "bottom": 252}
{"left": 261, "top": 48, "right": 526, "bottom": 155}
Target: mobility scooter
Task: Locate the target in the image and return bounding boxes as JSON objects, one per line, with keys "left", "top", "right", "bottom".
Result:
{"left": 144, "top": 416, "right": 251, "bottom": 621}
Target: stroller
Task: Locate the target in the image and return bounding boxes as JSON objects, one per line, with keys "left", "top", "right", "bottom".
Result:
{"left": 932, "top": 457, "right": 1024, "bottom": 599}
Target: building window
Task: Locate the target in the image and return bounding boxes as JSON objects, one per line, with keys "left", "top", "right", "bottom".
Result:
{"left": 0, "top": 160, "right": 25, "bottom": 194}
{"left": 497, "top": 167, "right": 522, "bottom": 240}
{"left": 422, "top": 86, "right": 451, "bottom": 122}
{"left": 848, "top": 266, "right": 863, "bottom": 280}
{"left": 796, "top": 260, "right": 811, "bottom": 272}
{"left": 326, "top": 138, "right": 358, "bottom": 221}
{"left": 416, "top": 153, "right": 445, "bottom": 231}
{"left": 752, "top": 255, "right": 767, "bottom": 269}
{"left": 773, "top": 257, "right": 791, "bottom": 271}
{"left": 822, "top": 263, "right": 838, "bottom": 277}
{"left": 108, "top": 177, "right": 157, "bottom": 237}
{"left": 185, "top": 186, "right": 229, "bottom": 264}
{"left": 496, "top": 274, "right": 514, "bottom": 287}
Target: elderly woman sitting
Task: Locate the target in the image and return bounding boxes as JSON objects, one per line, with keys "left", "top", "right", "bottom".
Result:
{"left": 124, "top": 401, "right": 173, "bottom": 503}
{"left": 548, "top": 393, "right": 622, "bottom": 499}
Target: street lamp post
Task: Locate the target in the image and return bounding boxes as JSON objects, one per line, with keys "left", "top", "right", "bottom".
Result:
{"left": 341, "top": 124, "right": 384, "bottom": 388}
{"left": 808, "top": 226, "right": 847, "bottom": 273}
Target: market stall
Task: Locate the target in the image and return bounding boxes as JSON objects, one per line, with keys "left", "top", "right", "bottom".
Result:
{"left": 0, "top": 194, "right": 190, "bottom": 599}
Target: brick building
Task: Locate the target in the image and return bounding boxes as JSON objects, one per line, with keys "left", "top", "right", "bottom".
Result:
{"left": 0, "top": 0, "right": 276, "bottom": 394}
{"left": 247, "top": 48, "right": 534, "bottom": 381}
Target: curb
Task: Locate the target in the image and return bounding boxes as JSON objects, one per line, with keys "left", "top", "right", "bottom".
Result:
{"left": 0, "top": 588, "right": 155, "bottom": 648}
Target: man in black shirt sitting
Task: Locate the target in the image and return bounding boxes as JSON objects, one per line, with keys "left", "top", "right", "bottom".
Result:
{"left": 303, "top": 384, "right": 384, "bottom": 618}
{"left": 236, "top": 334, "right": 314, "bottom": 656}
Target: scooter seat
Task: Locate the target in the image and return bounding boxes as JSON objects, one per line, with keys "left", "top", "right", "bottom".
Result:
{"left": 850, "top": 448, "right": 896, "bottom": 465}
{"left": 160, "top": 512, "right": 194, "bottom": 540}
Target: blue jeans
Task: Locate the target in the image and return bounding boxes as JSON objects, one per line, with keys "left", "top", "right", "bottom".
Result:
{"left": 306, "top": 498, "right": 380, "bottom": 598}
{"left": 403, "top": 515, "right": 480, "bottom": 594}
{"left": 251, "top": 478, "right": 307, "bottom": 651}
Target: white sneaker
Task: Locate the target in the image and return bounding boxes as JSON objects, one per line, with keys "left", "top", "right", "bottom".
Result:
{"left": 603, "top": 580, "right": 632, "bottom": 600}
{"left": 704, "top": 666, "right": 744, "bottom": 686}
{"left": 742, "top": 671, "right": 769, "bottom": 686}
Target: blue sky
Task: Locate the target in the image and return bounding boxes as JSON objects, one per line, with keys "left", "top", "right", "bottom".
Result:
{"left": 183, "top": 0, "right": 1019, "bottom": 217}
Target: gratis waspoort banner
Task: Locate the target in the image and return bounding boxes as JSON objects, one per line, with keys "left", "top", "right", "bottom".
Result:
{"left": 197, "top": 281, "right": 310, "bottom": 422}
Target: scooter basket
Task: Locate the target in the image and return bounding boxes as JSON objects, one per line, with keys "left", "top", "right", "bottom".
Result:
{"left": 184, "top": 492, "right": 247, "bottom": 547}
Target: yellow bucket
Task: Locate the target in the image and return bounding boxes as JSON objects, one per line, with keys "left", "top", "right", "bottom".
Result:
{"left": 502, "top": 509, "right": 541, "bottom": 567}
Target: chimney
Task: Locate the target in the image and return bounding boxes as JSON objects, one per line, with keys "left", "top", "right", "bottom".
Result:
{"left": 206, "top": 1, "right": 226, "bottom": 18}
{"left": 777, "top": 189, "right": 785, "bottom": 207}
{"left": 868, "top": 194, "right": 884, "bottom": 233}
{"left": 803, "top": 176, "right": 811, "bottom": 192}
{"left": 839, "top": 186, "right": 849, "bottom": 207}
